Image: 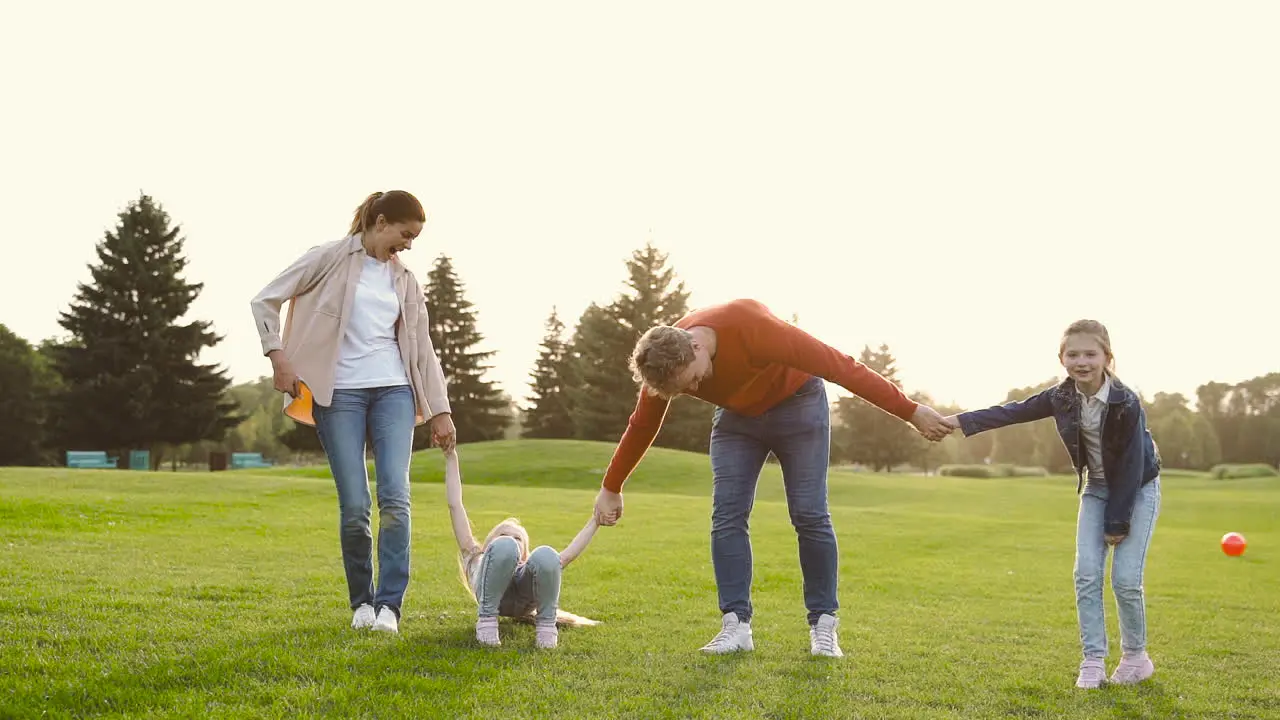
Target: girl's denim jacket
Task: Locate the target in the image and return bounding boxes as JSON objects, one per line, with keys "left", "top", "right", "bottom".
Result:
{"left": 957, "top": 375, "right": 1161, "bottom": 536}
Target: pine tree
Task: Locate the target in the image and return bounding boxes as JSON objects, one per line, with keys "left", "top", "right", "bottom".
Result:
{"left": 612, "top": 243, "right": 691, "bottom": 337}
{"left": 831, "top": 345, "right": 917, "bottom": 471}
{"left": 567, "top": 242, "right": 713, "bottom": 450}
{"left": 522, "top": 307, "right": 575, "bottom": 438}
{"left": 422, "top": 254, "right": 508, "bottom": 445}
{"left": 49, "top": 193, "right": 242, "bottom": 466}
{"left": 566, "top": 302, "right": 635, "bottom": 441}
{"left": 620, "top": 245, "right": 712, "bottom": 452}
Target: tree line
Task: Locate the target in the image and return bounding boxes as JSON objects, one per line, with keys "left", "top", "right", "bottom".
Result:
{"left": 1, "top": 193, "right": 1277, "bottom": 472}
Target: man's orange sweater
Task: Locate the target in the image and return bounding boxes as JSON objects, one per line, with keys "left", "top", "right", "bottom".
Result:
{"left": 601, "top": 299, "right": 919, "bottom": 492}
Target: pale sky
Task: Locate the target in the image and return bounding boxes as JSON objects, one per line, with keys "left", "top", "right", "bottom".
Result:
{"left": 3, "top": 2, "right": 1276, "bottom": 413}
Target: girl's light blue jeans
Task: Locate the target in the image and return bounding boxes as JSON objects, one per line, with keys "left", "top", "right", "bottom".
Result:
{"left": 474, "top": 536, "right": 562, "bottom": 624}
{"left": 1074, "top": 477, "right": 1161, "bottom": 658}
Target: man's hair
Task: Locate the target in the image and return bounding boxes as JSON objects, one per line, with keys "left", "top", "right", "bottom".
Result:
{"left": 629, "top": 325, "right": 696, "bottom": 397}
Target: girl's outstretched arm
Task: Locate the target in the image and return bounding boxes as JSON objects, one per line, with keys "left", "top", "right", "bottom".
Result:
{"left": 444, "top": 449, "right": 480, "bottom": 556}
{"left": 955, "top": 386, "right": 1056, "bottom": 436}
{"left": 558, "top": 516, "right": 600, "bottom": 569}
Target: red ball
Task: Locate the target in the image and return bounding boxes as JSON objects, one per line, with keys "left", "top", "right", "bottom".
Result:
{"left": 1221, "top": 532, "right": 1247, "bottom": 557}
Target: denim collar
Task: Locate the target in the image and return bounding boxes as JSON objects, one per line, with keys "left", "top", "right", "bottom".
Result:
{"left": 1054, "top": 374, "right": 1131, "bottom": 407}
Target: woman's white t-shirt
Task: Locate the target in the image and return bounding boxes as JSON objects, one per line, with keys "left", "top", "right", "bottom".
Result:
{"left": 332, "top": 255, "right": 410, "bottom": 390}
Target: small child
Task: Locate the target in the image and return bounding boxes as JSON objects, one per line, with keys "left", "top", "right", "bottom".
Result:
{"left": 944, "top": 319, "right": 1162, "bottom": 689}
{"left": 444, "top": 448, "right": 600, "bottom": 649}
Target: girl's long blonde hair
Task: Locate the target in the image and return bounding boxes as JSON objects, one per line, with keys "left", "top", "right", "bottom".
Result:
{"left": 458, "top": 517, "right": 597, "bottom": 627}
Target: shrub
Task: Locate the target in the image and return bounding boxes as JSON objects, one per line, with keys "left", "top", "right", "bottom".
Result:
{"left": 937, "top": 464, "right": 1049, "bottom": 478}
{"left": 1208, "top": 464, "right": 1279, "bottom": 480}
{"left": 1158, "top": 468, "right": 1208, "bottom": 479}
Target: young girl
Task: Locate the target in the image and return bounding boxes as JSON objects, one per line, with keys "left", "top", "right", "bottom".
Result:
{"left": 945, "top": 320, "right": 1162, "bottom": 689}
{"left": 444, "top": 448, "right": 600, "bottom": 649}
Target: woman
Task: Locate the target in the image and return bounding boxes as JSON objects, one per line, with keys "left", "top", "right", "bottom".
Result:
{"left": 250, "top": 190, "right": 456, "bottom": 635}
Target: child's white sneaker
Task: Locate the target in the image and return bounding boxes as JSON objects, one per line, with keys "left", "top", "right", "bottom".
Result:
{"left": 371, "top": 607, "right": 398, "bottom": 634}
{"left": 809, "top": 614, "right": 844, "bottom": 658}
{"left": 699, "top": 612, "right": 754, "bottom": 654}
{"left": 1076, "top": 657, "right": 1106, "bottom": 689}
{"left": 476, "top": 616, "right": 500, "bottom": 647}
{"left": 535, "top": 620, "right": 559, "bottom": 649}
{"left": 351, "top": 603, "right": 376, "bottom": 630}
{"left": 1110, "top": 652, "right": 1155, "bottom": 685}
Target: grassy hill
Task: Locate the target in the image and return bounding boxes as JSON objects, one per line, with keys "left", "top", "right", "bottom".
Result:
{"left": 2, "top": 440, "right": 1277, "bottom": 718}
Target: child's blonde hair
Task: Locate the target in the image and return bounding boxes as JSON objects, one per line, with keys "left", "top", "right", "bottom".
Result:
{"left": 458, "top": 517, "right": 598, "bottom": 627}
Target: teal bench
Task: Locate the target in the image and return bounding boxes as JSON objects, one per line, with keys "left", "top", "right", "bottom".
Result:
{"left": 230, "top": 452, "right": 274, "bottom": 469}
{"left": 66, "top": 451, "right": 118, "bottom": 469}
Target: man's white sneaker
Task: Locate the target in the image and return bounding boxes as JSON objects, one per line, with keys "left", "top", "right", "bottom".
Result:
{"left": 371, "top": 607, "right": 399, "bottom": 634}
{"left": 351, "top": 604, "right": 376, "bottom": 630}
{"left": 1109, "top": 652, "right": 1155, "bottom": 685}
{"left": 699, "top": 612, "right": 754, "bottom": 654}
{"left": 476, "top": 616, "right": 500, "bottom": 647}
{"left": 809, "top": 614, "right": 844, "bottom": 658}
{"left": 1076, "top": 657, "right": 1106, "bottom": 689}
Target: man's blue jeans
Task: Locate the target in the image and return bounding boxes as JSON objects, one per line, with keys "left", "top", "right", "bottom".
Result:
{"left": 709, "top": 377, "right": 837, "bottom": 626}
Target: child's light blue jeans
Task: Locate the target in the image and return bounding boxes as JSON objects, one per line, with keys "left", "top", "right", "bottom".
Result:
{"left": 1074, "top": 477, "right": 1161, "bottom": 658}
{"left": 474, "top": 536, "right": 561, "bottom": 623}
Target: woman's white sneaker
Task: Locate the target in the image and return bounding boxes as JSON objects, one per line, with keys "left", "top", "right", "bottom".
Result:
{"left": 699, "top": 612, "right": 754, "bottom": 654}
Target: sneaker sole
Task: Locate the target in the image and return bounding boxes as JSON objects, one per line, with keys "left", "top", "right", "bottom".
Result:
{"left": 700, "top": 639, "right": 754, "bottom": 654}
{"left": 1110, "top": 665, "right": 1155, "bottom": 685}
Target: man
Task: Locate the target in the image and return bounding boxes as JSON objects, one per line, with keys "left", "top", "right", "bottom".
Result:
{"left": 592, "top": 298, "right": 952, "bottom": 657}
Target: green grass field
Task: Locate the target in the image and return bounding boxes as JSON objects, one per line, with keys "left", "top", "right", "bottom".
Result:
{"left": 2, "top": 439, "right": 1277, "bottom": 719}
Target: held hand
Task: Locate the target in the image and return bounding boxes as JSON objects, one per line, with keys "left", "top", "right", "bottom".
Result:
{"left": 269, "top": 351, "right": 300, "bottom": 398}
{"left": 1105, "top": 533, "right": 1127, "bottom": 546}
{"left": 910, "top": 404, "right": 954, "bottom": 442}
{"left": 942, "top": 415, "right": 961, "bottom": 431}
{"left": 431, "top": 413, "right": 457, "bottom": 453}
{"left": 594, "top": 488, "right": 623, "bottom": 526}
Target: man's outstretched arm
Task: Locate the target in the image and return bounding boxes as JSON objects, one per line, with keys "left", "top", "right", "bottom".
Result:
{"left": 595, "top": 389, "right": 671, "bottom": 524}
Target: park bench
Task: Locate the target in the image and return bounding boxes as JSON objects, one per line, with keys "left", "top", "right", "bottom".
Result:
{"left": 230, "top": 452, "right": 274, "bottom": 469}
{"left": 66, "top": 451, "right": 118, "bottom": 469}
